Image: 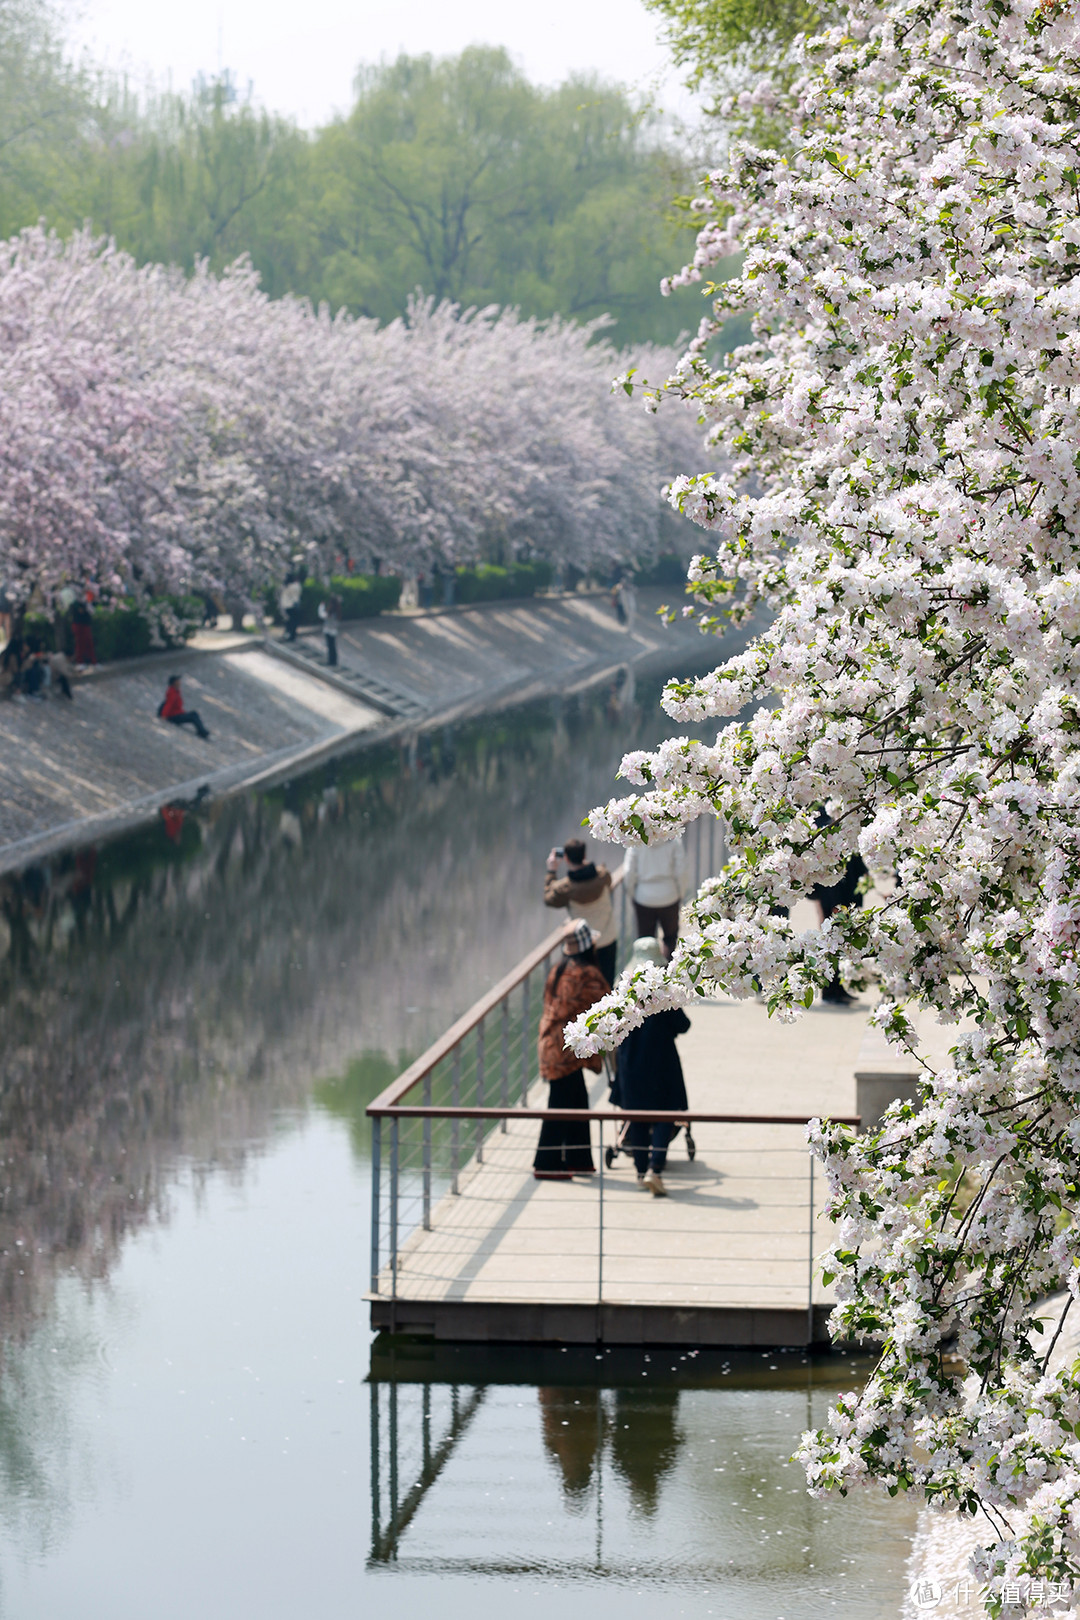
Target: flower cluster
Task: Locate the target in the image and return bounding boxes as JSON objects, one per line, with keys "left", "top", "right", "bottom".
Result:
{"left": 0, "top": 228, "right": 699, "bottom": 609}
{"left": 567, "top": 0, "right": 1080, "bottom": 1591}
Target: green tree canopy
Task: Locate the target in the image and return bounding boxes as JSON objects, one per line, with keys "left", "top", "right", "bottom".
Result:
{"left": 0, "top": 11, "right": 708, "bottom": 346}
{"left": 645, "top": 0, "right": 830, "bottom": 83}
{"left": 300, "top": 47, "right": 701, "bottom": 341}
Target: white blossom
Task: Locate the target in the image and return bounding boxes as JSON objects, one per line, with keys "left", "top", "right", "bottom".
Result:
{"left": 567, "top": 0, "right": 1080, "bottom": 1592}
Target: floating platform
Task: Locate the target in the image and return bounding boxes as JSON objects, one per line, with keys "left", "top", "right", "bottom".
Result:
{"left": 369, "top": 929, "right": 923, "bottom": 1347}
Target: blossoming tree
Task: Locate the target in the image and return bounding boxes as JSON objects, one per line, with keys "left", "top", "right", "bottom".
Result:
{"left": 0, "top": 228, "right": 700, "bottom": 612}
{"left": 568, "top": 0, "right": 1080, "bottom": 1592}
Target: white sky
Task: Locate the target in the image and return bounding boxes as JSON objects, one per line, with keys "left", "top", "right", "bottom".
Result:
{"left": 70, "top": 0, "right": 693, "bottom": 128}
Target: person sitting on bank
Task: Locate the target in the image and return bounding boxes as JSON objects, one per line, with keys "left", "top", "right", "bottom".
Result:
{"left": 543, "top": 837, "right": 617, "bottom": 985}
{"left": 610, "top": 937, "right": 691, "bottom": 1197}
{"left": 624, "top": 833, "right": 687, "bottom": 960}
{"left": 533, "top": 920, "right": 610, "bottom": 1181}
{"left": 157, "top": 674, "right": 211, "bottom": 740}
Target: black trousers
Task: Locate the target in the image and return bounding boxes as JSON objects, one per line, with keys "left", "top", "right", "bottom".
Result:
{"left": 595, "top": 940, "right": 617, "bottom": 988}
{"left": 625, "top": 1120, "right": 676, "bottom": 1175}
{"left": 325, "top": 633, "right": 338, "bottom": 666}
{"left": 633, "top": 900, "right": 680, "bottom": 956}
{"left": 168, "top": 710, "right": 209, "bottom": 740}
{"left": 534, "top": 1070, "right": 594, "bottom": 1174}
{"left": 284, "top": 608, "right": 300, "bottom": 642}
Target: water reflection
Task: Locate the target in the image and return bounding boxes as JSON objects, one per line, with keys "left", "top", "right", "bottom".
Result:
{"left": 609, "top": 1390, "right": 681, "bottom": 1517}
{"left": 539, "top": 1387, "right": 603, "bottom": 1506}
{"left": 367, "top": 1344, "right": 918, "bottom": 1614}
{"left": 538, "top": 1384, "right": 683, "bottom": 1518}
{"left": 0, "top": 676, "right": 709, "bottom": 1356}
{"left": 0, "top": 630, "right": 922, "bottom": 1617}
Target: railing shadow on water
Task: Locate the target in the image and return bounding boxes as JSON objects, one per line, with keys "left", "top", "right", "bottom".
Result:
{"left": 365, "top": 1341, "right": 884, "bottom": 1570}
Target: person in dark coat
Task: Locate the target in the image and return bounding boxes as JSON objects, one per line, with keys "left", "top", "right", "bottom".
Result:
{"left": 809, "top": 807, "right": 867, "bottom": 1005}
{"left": 610, "top": 936, "right": 690, "bottom": 1196}
{"left": 533, "top": 919, "right": 610, "bottom": 1179}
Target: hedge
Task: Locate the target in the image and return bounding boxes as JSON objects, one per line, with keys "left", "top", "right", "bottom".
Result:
{"left": 453, "top": 561, "right": 553, "bottom": 604}
{"left": 297, "top": 573, "right": 402, "bottom": 625}
{"left": 22, "top": 596, "right": 201, "bottom": 662}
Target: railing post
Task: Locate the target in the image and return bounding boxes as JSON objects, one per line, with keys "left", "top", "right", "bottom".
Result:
{"left": 597, "top": 1117, "right": 604, "bottom": 1320}
{"left": 390, "top": 1115, "right": 400, "bottom": 1301}
{"left": 500, "top": 998, "right": 510, "bottom": 1132}
{"left": 370, "top": 1381, "right": 381, "bottom": 1557}
{"left": 619, "top": 873, "right": 628, "bottom": 965}
{"left": 520, "top": 971, "right": 531, "bottom": 1105}
{"left": 422, "top": 1072, "right": 432, "bottom": 1230}
{"left": 694, "top": 816, "right": 702, "bottom": 895}
{"left": 389, "top": 1379, "right": 399, "bottom": 1544}
{"left": 807, "top": 1150, "right": 815, "bottom": 1348}
{"left": 370, "top": 1116, "right": 382, "bottom": 1294}
{"left": 475, "top": 1018, "right": 485, "bottom": 1163}
{"left": 451, "top": 1045, "right": 461, "bottom": 1194}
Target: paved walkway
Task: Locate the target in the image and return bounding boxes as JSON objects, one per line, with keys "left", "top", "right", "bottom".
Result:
{"left": 331, "top": 592, "right": 705, "bottom": 721}
{"left": 381, "top": 954, "right": 871, "bottom": 1320}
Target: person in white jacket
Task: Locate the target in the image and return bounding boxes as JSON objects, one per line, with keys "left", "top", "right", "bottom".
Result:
{"left": 624, "top": 834, "right": 688, "bottom": 958}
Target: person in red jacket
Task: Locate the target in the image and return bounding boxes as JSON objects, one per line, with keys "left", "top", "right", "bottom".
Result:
{"left": 157, "top": 674, "right": 210, "bottom": 740}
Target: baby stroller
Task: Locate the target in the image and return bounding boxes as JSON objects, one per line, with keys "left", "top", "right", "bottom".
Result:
{"left": 603, "top": 1115, "right": 696, "bottom": 1170}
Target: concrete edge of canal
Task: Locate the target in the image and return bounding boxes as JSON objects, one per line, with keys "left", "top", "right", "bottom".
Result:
{"left": 0, "top": 587, "right": 735, "bottom": 876}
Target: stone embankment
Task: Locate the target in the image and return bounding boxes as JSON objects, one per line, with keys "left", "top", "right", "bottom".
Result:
{"left": 0, "top": 589, "right": 723, "bottom": 873}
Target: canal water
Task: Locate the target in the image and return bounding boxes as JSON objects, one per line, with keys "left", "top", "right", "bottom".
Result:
{"left": 0, "top": 668, "right": 918, "bottom": 1618}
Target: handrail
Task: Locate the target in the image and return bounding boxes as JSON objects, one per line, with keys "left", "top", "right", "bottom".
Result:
{"left": 366, "top": 862, "right": 627, "bottom": 1114}
{"left": 367, "top": 1106, "right": 861, "bottom": 1125}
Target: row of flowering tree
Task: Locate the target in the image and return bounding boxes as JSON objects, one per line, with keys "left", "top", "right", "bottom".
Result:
{"left": 0, "top": 226, "right": 699, "bottom": 612}
{"left": 570, "top": 0, "right": 1080, "bottom": 1599}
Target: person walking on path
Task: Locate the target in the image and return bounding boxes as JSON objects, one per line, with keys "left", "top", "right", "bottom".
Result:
{"left": 70, "top": 596, "right": 96, "bottom": 667}
{"left": 533, "top": 920, "right": 610, "bottom": 1180}
{"left": 318, "top": 594, "right": 341, "bottom": 666}
{"left": 157, "top": 674, "right": 211, "bottom": 740}
{"left": 610, "top": 937, "right": 691, "bottom": 1196}
{"left": 544, "top": 837, "right": 617, "bottom": 985}
{"left": 280, "top": 575, "right": 302, "bottom": 642}
{"left": 625, "top": 833, "right": 688, "bottom": 960}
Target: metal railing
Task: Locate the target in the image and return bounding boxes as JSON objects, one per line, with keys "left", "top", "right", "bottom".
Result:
{"left": 365, "top": 814, "right": 857, "bottom": 1340}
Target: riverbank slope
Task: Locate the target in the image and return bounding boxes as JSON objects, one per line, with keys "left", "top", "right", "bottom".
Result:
{"left": 0, "top": 588, "right": 728, "bottom": 874}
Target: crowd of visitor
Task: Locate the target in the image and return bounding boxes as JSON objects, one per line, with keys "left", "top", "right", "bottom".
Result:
{"left": 533, "top": 822, "right": 867, "bottom": 1194}
{"left": 535, "top": 832, "right": 692, "bottom": 1197}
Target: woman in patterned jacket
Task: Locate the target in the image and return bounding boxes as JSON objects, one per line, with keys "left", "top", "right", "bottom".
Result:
{"left": 533, "top": 920, "right": 610, "bottom": 1179}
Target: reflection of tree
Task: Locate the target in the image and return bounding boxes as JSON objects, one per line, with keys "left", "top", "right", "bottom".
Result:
{"left": 0, "top": 671, "right": 715, "bottom": 1359}
{"left": 538, "top": 1388, "right": 603, "bottom": 1507}
{"left": 610, "top": 1391, "right": 683, "bottom": 1517}
{"left": 313, "top": 1052, "right": 404, "bottom": 1158}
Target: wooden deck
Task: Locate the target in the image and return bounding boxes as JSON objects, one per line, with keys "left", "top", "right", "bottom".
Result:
{"left": 371, "top": 957, "right": 889, "bottom": 1346}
